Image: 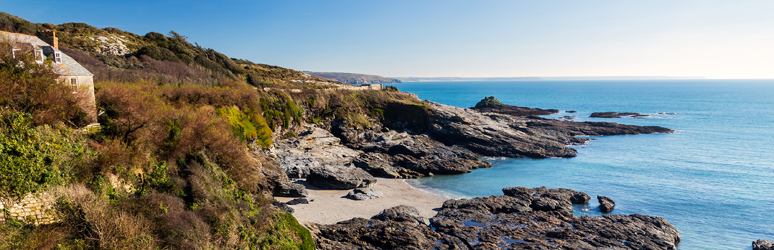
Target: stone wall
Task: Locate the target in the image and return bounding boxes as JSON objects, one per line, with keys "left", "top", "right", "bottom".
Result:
{"left": 0, "top": 192, "right": 60, "bottom": 225}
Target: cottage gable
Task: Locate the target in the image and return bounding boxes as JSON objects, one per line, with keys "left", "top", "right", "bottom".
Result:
{"left": 1, "top": 30, "right": 98, "bottom": 125}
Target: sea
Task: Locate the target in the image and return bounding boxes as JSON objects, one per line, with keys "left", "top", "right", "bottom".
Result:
{"left": 388, "top": 80, "right": 774, "bottom": 250}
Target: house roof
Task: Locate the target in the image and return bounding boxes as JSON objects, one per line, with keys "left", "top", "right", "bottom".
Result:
{"left": 0, "top": 31, "right": 93, "bottom": 77}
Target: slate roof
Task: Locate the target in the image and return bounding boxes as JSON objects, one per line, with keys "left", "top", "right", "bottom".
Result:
{"left": 0, "top": 31, "right": 93, "bottom": 76}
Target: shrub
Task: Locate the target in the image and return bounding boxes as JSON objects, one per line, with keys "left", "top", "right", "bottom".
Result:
{"left": 0, "top": 111, "right": 86, "bottom": 199}
{"left": 0, "top": 41, "right": 89, "bottom": 127}
{"left": 57, "top": 184, "right": 154, "bottom": 250}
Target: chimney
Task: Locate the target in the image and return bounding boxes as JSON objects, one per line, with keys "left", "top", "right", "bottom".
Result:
{"left": 38, "top": 30, "right": 58, "bottom": 50}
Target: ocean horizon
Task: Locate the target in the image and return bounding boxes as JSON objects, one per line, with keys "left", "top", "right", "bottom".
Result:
{"left": 393, "top": 79, "right": 774, "bottom": 250}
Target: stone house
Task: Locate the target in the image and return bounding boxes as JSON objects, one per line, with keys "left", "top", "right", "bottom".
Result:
{"left": 1, "top": 30, "right": 97, "bottom": 124}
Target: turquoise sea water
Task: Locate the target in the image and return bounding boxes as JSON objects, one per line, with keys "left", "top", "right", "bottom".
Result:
{"left": 392, "top": 80, "right": 774, "bottom": 250}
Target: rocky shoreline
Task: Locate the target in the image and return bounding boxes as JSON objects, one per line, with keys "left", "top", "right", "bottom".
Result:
{"left": 268, "top": 96, "right": 678, "bottom": 249}
{"left": 311, "top": 187, "right": 681, "bottom": 250}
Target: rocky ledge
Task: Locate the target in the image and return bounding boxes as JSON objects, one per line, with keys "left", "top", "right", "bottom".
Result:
{"left": 590, "top": 112, "right": 648, "bottom": 118}
{"left": 312, "top": 187, "right": 681, "bottom": 250}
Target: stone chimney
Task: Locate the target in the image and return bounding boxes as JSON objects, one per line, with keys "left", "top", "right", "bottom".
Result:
{"left": 38, "top": 30, "right": 58, "bottom": 50}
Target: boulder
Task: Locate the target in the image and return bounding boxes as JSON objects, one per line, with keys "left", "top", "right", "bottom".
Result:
{"left": 754, "top": 239, "right": 774, "bottom": 250}
{"left": 272, "top": 199, "right": 293, "bottom": 213}
{"left": 598, "top": 195, "right": 615, "bottom": 213}
{"left": 372, "top": 205, "right": 428, "bottom": 226}
{"left": 345, "top": 188, "right": 383, "bottom": 200}
{"left": 307, "top": 166, "right": 376, "bottom": 190}
{"left": 274, "top": 181, "right": 308, "bottom": 197}
{"left": 286, "top": 198, "right": 309, "bottom": 205}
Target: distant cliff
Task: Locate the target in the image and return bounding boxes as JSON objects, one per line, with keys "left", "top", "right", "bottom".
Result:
{"left": 304, "top": 72, "right": 401, "bottom": 84}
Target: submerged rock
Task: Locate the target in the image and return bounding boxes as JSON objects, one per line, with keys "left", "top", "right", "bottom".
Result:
{"left": 346, "top": 188, "right": 383, "bottom": 200}
{"left": 598, "top": 195, "right": 616, "bottom": 213}
{"left": 591, "top": 112, "right": 648, "bottom": 118}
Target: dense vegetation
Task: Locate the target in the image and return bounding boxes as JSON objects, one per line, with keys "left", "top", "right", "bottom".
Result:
{"left": 0, "top": 12, "right": 428, "bottom": 249}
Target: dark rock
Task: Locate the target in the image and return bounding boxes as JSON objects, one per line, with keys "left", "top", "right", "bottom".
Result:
{"left": 315, "top": 187, "right": 681, "bottom": 250}
{"left": 598, "top": 195, "right": 616, "bottom": 213}
{"left": 472, "top": 96, "right": 559, "bottom": 116}
{"left": 591, "top": 112, "right": 648, "bottom": 118}
{"left": 502, "top": 186, "right": 591, "bottom": 211}
{"left": 274, "top": 181, "right": 308, "bottom": 197}
{"left": 316, "top": 218, "right": 464, "bottom": 250}
{"left": 571, "top": 191, "right": 591, "bottom": 204}
{"left": 432, "top": 193, "right": 680, "bottom": 249}
{"left": 337, "top": 126, "right": 491, "bottom": 178}
{"left": 346, "top": 188, "right": 383, "bottom": 200}
{"left": 754, "top": 239, "right": 774, "bottom": 250}
{"left": 566, "top": 110, "right": 577, "bottom": 113}
{"left": 286, "top": 198, "right": 309, "bottom": 205}
{"left": 272, "top": 199, "right": 294, "bottom": 213}
{"left": 372, "top": 205, "right": 428, "bottom": 226}
{"left": 307, "top": 166, "right": 376, "bottom": 190}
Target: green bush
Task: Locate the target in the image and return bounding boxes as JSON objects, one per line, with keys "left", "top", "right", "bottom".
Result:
{"left": 0, "top": 111, "right": 86, "bottom": 199}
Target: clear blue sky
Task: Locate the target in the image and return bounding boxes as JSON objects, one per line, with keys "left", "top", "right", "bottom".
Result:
{"left": 4, "top": 0, "right": 774, "bottom": 78}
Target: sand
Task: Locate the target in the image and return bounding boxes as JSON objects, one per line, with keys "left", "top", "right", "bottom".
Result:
{"left": 275, "top": 178, "right": 448, "bottom": 225}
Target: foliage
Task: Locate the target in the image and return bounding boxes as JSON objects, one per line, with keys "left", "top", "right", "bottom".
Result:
{"left": 218, "top": 106, "right": 273, "bottom": 147}
{"left": 474, "top": 96, "right": 504, "bottom": 108}
{"left": 0, "top": 41, "right": 89, "bottom": 127}
{"left": 0, "top": 111, "right": 86, "bottom": 199}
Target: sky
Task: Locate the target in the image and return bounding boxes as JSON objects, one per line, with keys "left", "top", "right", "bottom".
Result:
{"left": 3, "top": 0, "right": 774, "bottom": 79}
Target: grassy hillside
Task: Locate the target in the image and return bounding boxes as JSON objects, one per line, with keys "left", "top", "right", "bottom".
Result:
{"left": 305, "top": 72, "right": 401, "bottom": 85}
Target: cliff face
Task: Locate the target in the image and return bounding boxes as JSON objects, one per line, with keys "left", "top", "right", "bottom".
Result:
{"left": 304, "top": 72, "right": 401, "bottom": 84}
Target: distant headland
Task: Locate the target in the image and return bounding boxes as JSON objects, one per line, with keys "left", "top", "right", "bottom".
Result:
{"left": 304, "top": 71, "right": 401, "bottom": 84}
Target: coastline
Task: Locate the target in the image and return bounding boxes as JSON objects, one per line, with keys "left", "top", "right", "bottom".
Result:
{"left": 276, "top": 177, "right": 448, "bottom": 225}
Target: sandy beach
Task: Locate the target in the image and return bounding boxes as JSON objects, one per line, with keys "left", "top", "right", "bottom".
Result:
{"left": 276, "top": 177, "right": 449, "bottom": 225}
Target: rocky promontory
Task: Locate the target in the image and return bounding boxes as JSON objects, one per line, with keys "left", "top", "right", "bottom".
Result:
{"left": 311, "top": 187, "right": 681, "bottom": 250}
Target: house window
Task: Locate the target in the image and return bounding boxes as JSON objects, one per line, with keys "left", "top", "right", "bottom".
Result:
{"left": 11, "top": 48, "right": 21, "bottom": 59}
{"left": 34, "top": 49, "right": 44, "bottom": 63}
{"left": 70, "top": 78, "right": 77, "bottom": 87}
{"left": 54, "top": 52, "right": 62, "bottom": 63}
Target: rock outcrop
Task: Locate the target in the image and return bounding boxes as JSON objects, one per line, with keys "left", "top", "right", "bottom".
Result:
{"left": 273, "top": 126, "right": 364, "bottom": 178}
{"left": 396, "top": 101, "right": 672, "bottom": 159}
{"left": 754, "top": 239, "right": 774, "bottom": 250}
{"left": 598, "top": 195, "right": 616, "bottom": 213}
{"left": 336, "top": 124, "right": 492, "bottom": 178}
{"left": 307, "top": 165, "right": 376, "bottom": 190}
{"left": 314, "top": 188, "right": 682, "bottom": 250}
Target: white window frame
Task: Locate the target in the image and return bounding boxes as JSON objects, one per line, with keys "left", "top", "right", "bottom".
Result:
{"left": 54, "top": 52, "right": 62, "bottom": 63}
{"left": 34, "top": 49, "right": 44, "bottom": 63}
{"left": 11, "top": 48, "right": 21, "bottom": 59}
